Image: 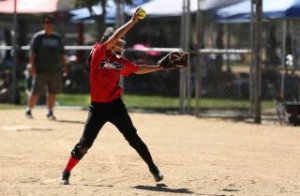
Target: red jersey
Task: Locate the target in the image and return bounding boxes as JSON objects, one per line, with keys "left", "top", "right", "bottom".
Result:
{"left": 89, "top": 42, "right": 139, "bottom": 103}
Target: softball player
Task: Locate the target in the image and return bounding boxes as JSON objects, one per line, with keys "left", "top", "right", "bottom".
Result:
{"left": 60, "top": 8, "right": 163, "bottom": 185}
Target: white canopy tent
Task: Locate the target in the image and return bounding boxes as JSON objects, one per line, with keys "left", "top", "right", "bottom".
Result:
{"left": 128, "top": 0, "right": 246, "bottom": 16}
{"left": 0, "top": 0, "right": 72, "bottom": 13}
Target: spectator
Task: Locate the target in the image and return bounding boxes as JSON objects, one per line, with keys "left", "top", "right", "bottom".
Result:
{"left": 25, "top": 15, "right": 68, "bottom": 120}
{"left": 0, "top": 70, "right": 13, "bottom": 103}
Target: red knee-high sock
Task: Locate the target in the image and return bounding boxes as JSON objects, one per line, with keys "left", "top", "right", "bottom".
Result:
{"left": 64, "top": 156, "right": 80, "bottom": 172}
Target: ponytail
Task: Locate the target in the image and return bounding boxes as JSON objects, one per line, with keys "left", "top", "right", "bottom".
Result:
{"left": 85, "top": 52, "right": 92, "bottom": 75}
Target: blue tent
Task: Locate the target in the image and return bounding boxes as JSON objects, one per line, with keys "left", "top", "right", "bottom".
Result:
{"left": 216, "top": 0, "right": 300, "bottom": 103}
{"left": 216, "top": 0, "right": 300, "bottom": 22}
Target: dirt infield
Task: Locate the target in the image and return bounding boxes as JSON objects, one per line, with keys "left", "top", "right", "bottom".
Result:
{"left": 0, "top": 107, "right": 300, "bottom": 196}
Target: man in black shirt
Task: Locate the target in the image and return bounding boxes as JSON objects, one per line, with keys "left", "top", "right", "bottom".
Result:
{"left": 25, "top": 15, "right": 68, "bottom": 120}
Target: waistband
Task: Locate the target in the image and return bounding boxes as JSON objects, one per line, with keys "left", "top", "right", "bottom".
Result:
{"left": 91, "top": 98, "right": 122, "bottom": 107}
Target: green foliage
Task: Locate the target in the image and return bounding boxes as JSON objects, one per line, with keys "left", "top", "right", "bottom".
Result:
{"left": 71, "top": 0, "right": 135, "bottom": 42}
{"left": 72, "top": 0, "right": 100, "bottom": 7}
{"left": 72, "top": 0, "right": 134, "bottom": 9}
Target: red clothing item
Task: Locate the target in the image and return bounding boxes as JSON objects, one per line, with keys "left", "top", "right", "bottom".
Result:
{"left": 89, "top": 42, "right": 139, "bottom": 102}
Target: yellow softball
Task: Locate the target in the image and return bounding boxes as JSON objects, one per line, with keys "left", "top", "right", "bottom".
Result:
{"left": 137, "top": 8, "right": 146, "bottom": 19}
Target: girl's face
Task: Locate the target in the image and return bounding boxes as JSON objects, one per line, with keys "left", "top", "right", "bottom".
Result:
{"left": 111, "top": 39, "right": 126, "bottom": 58}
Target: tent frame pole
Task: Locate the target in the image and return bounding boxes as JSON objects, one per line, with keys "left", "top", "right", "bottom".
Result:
{"left": 253, "top": 0, "right": 263, "bottom": 123}
{"left": 12, "top": 0, "right": 18, "bottom": 103}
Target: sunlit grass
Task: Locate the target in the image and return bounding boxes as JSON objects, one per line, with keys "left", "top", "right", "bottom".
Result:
{"left": 0, "top": 93, "right": 273, "bottom": 112}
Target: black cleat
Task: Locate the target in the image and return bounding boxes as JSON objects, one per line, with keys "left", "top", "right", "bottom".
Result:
{"left": 150, "top": 169, "right": 164, "bottom": 182}
{"left": 47, "top": 111, "right": 56, "bottom": 120}
{"left": 60, "top": 171, "right": 70, "bottom": 185}
{"left": 25, "top": 110, "right": 33, "bottom": 119}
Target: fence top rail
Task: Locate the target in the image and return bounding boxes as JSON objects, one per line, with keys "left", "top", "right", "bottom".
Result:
{"left": 0, "top": 45, "right": 252, "bottom": 54}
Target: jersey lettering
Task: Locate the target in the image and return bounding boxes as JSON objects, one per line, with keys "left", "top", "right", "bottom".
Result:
{"left": 100, "top": 58, "right": 124, "bottom": 70}
{"left": 42, "top": 38, "right": 59, "bottom": 47}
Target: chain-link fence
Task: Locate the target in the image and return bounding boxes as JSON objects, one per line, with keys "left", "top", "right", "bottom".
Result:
{"left": 1, "top": 19, "right": 300, "bottom": 122}
{"left": 1, "top": 45, "right": 300, "bottom": 121}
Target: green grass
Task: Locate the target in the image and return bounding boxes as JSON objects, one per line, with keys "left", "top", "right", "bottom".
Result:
{"left": 56, "top": 94, "right": 91, "bottom": 106}
{"left": 123, "top": 94, "right": 179, "bottom": 109}
{"left": 125, "top": 94, "right": 274, "bottom": 111}
{"left": 0, "top": 104, "right": 23, "bottom": 110}
{"left": 0, "top": 93, "right": 274, "bottom": 111}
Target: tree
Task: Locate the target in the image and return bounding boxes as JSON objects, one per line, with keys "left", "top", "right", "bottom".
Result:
{"left": 72, "top": 0, "right": 133, "bottom": 36}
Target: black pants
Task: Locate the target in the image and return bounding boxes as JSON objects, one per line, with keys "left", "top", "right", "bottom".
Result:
{"left": 71, "top": 98, "right": 158, "bottom": 173}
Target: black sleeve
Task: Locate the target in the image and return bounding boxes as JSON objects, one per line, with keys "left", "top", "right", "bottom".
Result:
{"left": 30, "top": 35, "right": 39, "bottom": 55}
{"left": 58, "top": 36, "right": 66, "bottom": 55}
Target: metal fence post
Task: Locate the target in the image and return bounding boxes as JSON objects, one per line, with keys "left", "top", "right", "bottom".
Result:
{"left": 195, "top": 0, "right": 203, "bottom": 117}
{"left": 253, "top": 0, "right": 263, "bottom": 123}
{"left": 11, "top": 0, "right": 18, "bottom": 104}
{"left": 180, "top": 0, "right": 191, "bottom": 113}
